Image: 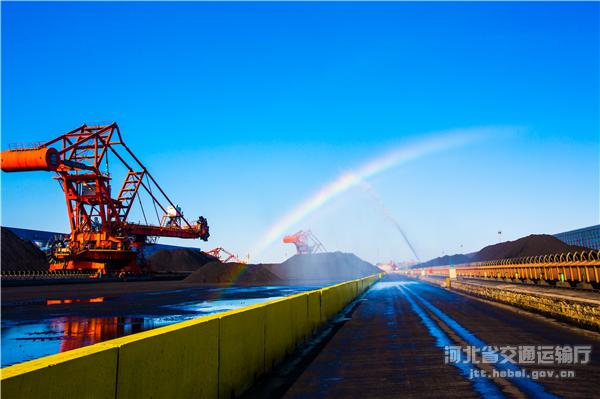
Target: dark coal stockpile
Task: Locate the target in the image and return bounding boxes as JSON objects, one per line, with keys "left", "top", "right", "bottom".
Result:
{"left": 148, "top": 249, "right": 220, "bottom": 273}
{"left": 184, "top": 262, "right": 282, "bottom": 284}
{"left": 184, "top": 252, "right": 379, "bottom": 285}
{"left": 415, "top": 234, "right": 591, "bottom": 268}
{"left": 1, "top": 227, "right": 49, "bottom": 271}
{"left": 473, "top": 234, "right": 590, "bottom": 262}
{"left": 417, "top": 254, "right": 473, "bottom": 268}
{"left": 267, "top": 252, "right": 381, "bottom": 283}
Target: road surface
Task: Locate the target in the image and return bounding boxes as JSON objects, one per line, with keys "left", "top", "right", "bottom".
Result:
{"left": 283, "top": 276, "right": 600, "bottom": 398}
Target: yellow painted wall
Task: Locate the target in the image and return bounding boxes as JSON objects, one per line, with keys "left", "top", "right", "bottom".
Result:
{"left": 319, "top": 286, "right": 333, "bottom": 323}
{"left": 307, "top": 290, "right": 321, "bottom": 335}
{"left": 320, "top": 285, "right": 342, "bottom": 322}
{"left": 1, "top": 275, "right": 379, "bottom": 399}
{"left": 1, "top": 344, "right": 118, "bottom": 399}
{"left": 342, "top": 282, "right": 353, "bottom": 306}
{"left": 289, "top": 293, "right": 309, "bottom": 345}
{"left": 264, "top": 298, "right": 293, "bottom": 372}
{"left": 113, "top": 317, "right": 220, "bottom": 399}
{"left": 219, "top": 305, "right": 266, "bottom": 399}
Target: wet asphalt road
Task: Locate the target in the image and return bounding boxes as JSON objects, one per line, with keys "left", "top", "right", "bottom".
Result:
{"left": 283, "top": 276, "right": 600, "bottom": 399}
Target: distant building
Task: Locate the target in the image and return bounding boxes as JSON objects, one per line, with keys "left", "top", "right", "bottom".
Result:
{"left": 377, "top": 260, "right": 418, "bottom": 271}
{"left": 554, "top": 225, "right": 600, "bottom": 250}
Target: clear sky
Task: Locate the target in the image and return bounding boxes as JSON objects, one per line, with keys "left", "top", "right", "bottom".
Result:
{"left": 1, "top": 2, "right": 598, "bottom": 264}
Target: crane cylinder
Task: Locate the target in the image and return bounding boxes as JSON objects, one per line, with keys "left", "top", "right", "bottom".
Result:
{"left": 1, "top": 147, "right": 60, "bottom": 172}
{"left": 283, "top": 235, "right": 299, "bottom": 243}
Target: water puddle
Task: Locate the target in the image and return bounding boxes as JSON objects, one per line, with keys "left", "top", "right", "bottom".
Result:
{"left": 2, "top": 285, "right": 315, "bottom": 367}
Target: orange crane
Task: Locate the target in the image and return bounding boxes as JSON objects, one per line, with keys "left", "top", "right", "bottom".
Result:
{"left": 0, "top": 123, "right": 209, "bottom": 275}
{"left": 283, "top": 230, "right": 326, "bottom": 255}
{"left": 203, "top": 247, "right": 247, "bottom": 264}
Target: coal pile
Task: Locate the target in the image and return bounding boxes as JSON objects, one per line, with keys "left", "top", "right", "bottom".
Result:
{"left": 415, "top": 234, "right": 591, "bottom": 268}
{"left": 473, "top": 234, "right": 590, "bottom": 262}
{"left": 1, "top": 227, "right": 49, "bottom": 271}
{"left": 148, "top": 249, "right": 220, "bottom": 273}
{"left": 183, "top": 252, "right": 379, "bottom": 285}
{"left": 184, "top": 262, "right": 282, "bottom": 284}
{"left": 267, "top": 252, "right": 380, "bottom": 283}
{"left": 416, "top": 254, "right": 473, "bottom": 268}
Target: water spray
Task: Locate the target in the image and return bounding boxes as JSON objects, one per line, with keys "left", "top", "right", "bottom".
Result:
{"left": 357, "top": 180, "right": 421, "bottom": 262}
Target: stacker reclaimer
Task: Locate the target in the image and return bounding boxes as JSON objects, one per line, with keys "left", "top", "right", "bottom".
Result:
{"left": 283, "top": 230, "right": 326, "bottom": 255}
{"left": 1, "top": 122, "right": 209, "bottom": 274}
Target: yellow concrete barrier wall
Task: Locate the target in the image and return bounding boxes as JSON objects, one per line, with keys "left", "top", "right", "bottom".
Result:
{"left": 344, "top": 281, "right": 354, "bottom": 305}
{"left": 340, "top": 281, "right": 353, "bottom": 308}
{"left": 320, "top": 286, "right": 339, "bottom": 322}
{"left": 340, "top": 283, "right": 349, "bottom": 308}
{"left": 219, "top": 305, "right": 266, "bottom": 399}
{"left": 307, "top": 290, "right": 321, "bottom": 334}
{"left": 289, "top": 293, "right": 309, "bottom": 345}
{"left": 1, "top": 275, "right": 379, "bottom": 399}
{"left": 264, "top": 298, "right": 293, "bottom": 372}
{"left": 113, "top": 316, "right": 220, "bottom": 399}
{"left": 1, "top": 344, "right": 118, "bottom": 399}
{"left": 340, "top": 282, "right": 348, "bottom": 305}
{"left": 320, "top": 279, "right": 358, "bottom": 323}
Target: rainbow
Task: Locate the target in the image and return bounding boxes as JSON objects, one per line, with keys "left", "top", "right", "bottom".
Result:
{"left": 250, "top": 126, "right": 513, "bottom": 261}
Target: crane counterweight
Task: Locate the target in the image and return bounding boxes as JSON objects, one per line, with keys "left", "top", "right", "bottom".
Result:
{"left": 0, "top": 147, "right": 60, "bottom": 172}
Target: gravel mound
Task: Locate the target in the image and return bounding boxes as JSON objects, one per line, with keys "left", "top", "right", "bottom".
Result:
{"left": 148, "top": 249, "right": 220, "bottom": 273}
{"left": 1, "top": 227, "right": 49, "bottom": 271}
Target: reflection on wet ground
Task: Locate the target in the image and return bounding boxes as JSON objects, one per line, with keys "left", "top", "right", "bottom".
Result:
{"left": 46, "top": 297, "right": 105, "bottom": 305}
{"left": 2, "top": 285, "right": 316, "bottom": 367}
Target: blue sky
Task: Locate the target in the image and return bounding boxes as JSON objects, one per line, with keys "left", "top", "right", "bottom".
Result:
{"left": 1, "top": 2, "right": 598, "bottom": 263}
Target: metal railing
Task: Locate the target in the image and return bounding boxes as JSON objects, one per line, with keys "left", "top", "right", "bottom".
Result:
{"left": 7, "top": 142, "right": 45, "bottom": 151}
{"left": 0, "top": 270, "right": 97, "bottom": 280}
